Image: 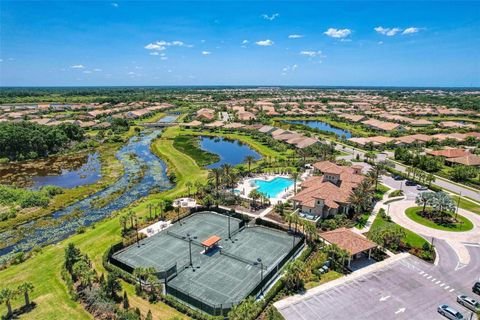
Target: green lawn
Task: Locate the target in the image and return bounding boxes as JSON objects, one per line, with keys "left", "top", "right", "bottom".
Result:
{"left": 405, "top": 206, "right": 474, "bottom": 232}
{"left": 450, "top": 195, "right": 480, "bottom": 216}
{"left": 172, "top": 134, "right": 219, "bottom": 167}
{"left": 369, "top": 212, "right": 428, "bottom": 249}
{"left": 304, "top": 271, "right": 343, "bottom": 290}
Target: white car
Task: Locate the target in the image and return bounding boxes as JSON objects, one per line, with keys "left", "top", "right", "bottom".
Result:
{"left": 457, "top": 295, "right": 480, "bottom": 312}
{"left": 438, "top": 304, "right": 464, "bottom": 319}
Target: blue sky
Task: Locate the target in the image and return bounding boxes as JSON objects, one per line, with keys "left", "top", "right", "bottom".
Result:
{"left": 0, "top": 1, "right": 479, "bottom": 87}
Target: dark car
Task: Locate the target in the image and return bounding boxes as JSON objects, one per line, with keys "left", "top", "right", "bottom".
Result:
{"left": 473, "top": 282, "right": 480, "bottom": 295}
{"left": 405, "top": 180, "right": 417, "bottom": 186}
{"left": 393, "top": 175, "right": 404, "bottom": 181}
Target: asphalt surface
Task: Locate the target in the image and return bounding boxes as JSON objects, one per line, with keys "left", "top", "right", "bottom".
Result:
{"left": 277, "top": 240, "right": 480, "bottom": 320}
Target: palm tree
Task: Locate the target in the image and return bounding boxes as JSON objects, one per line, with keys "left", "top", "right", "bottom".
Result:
{"left": 292, "top": 170, "right": 299, "bottom": 195}
{"left": 133, "top": 267, "right": 146, "bottom": 292}
{"left": 249, "top": 189, "right": 261, "bottom": 209}
{"left": 367, "top": 162, "right": 386, "bottom": 190}
{"left": 303, "top": 221, "right": 317, "bottom": 243}
{"left": 119, "top": 215, "right": 127, "bottom": 234}
{"left": 221, "top": 163, "right": 233, "bottom": 177}
{"left": 415, "top": 192, "right": 434, "bottom": 215}
{"left": 405, "top": 166, "right": 413, "bottom": 180}
{"left": 431, "top": 192, "right": 456, "bottom": 221}
{"left": 127, "top": 210, "right": 135, "bottom": 229}
{"left": 208, "top": 168, "right": 222, "bottom": 195}
{"left": 426, "top": 173, "right": 435, "bottom": 187}
{"left": 0, "top": 288, "right": 17, "bottom": 317}
{"left": 18, "top": 282, "right": 34, "bottom": 307}
{"left": 244, "top": 155, "right": 255, "bottom": 174}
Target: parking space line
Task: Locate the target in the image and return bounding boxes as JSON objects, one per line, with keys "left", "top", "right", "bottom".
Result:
{"left": 440, "top": 283, "right": 445, "bottom": 287}
{"left": 444, "top": 286, "right": 449, "bottom": 290}
{"left": 419, "top": 271, "right": 424, "bottom": 275}
{"left": 427, "top": 276, "right": 432, "bottom": 279}
{"left": 431, "top": 278, "right": 436, "bottom": 282}
{"left": 435, "top": 281, "right": 441, "bottom": 284}
{"left": 449, "top": 289, "right": 454, "bottom": 292}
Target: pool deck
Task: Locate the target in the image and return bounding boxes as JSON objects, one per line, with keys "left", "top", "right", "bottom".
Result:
{"left": 235, "top": 174, "right": 296, "bottom": 204}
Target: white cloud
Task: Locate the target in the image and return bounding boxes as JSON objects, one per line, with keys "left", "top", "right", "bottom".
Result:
{"left": 93, "top": 68, "right": 102, "bottom": 72}
{"left": 242, "top": 40, "right": 249, "bottom": 44}
{"left": 403, "top": 27, "right": 420, "bottom": 34}
{"left": 300, "top": 50, "right": 323, "bottom": 57}
{"left": 150, "top": 52, "right": 160, "bottom": 56}
{"left": 161, "top": 57, "right": 168, "bottom": 60}
{"left": 144, "top": 40, "right": 192, "bottom": 52}
{"left": 262, "top": 13, "right": 279, "bottom": 21}
{"left": 70, "top": 64, "right": 85, "bottom": 69}
{"left": 202, "top": 51, "right": 211, "bottom": 55}
{"left": 111, "top": 2, "right": 118, "bottom": 8}
{"left": 255, "top": 39, "right": 274, "bottom": 46}
{"left": 83, "top": 70, "right": 92, "bottom": 74}
{"left": 324, "top": 28, "right": 352, "bottom": 38}
{"left": 288, "top": 34, "right": 304, "bottom": 39}
{"left": 282, "top": 64, "right": 298, "bottom": 75}
{"left": 374, "top": 26, "right": 402, "bottom": 36}
{"left": 0, "top": 59, "right": 3, "bottom": 63}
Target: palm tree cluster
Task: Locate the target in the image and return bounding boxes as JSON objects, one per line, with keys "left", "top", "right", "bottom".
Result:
{"left": 405, "top": 166, "right": 435, "bottom": 186}
{"left": 348, "top": 163, "right": 387, "bottom": 218}
{"left": 415, "top": 191, "right": 456, "bottom": 222}
{"left": 0, "top": 282, "right": 34, "bottom": 318}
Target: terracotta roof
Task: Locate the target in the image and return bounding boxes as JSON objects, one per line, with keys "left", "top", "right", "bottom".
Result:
{"left": 427, "top": 149, "right": 470, "bottom": 158}
{"left": 319, "top": 228, "right": 377, "bottom": 256}
{"left": 445, "top": 154, "right": 480, "bottom": 166}
{"left": 201, "top": 235, "right": 221, "bottom": 247}
{"left": 362, "top": 119, "right": 401, "bottom": 131}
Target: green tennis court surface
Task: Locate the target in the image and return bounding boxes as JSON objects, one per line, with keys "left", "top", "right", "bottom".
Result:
{"left": 112, "top": 211, "right": 301, "bottom": 313}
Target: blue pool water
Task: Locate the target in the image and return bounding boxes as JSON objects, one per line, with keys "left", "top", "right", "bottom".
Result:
{"left": 253, "top": 177, "right": 294, "bottom": 198}
{"left": 286, "top": 120, "right": 352, "bottom": 139}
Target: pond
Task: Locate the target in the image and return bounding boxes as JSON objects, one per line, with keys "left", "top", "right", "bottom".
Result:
{"left": 199, "top": 136, "right": 261, "bottom": 169}
{"left": 0, "top": 152, "right": 101, "bottom": 189}
{"left": 286, "top": 120, "right": 352, "bottom": 139}
{"left": 0, "top": 130, "right": 172, "bottom": 263}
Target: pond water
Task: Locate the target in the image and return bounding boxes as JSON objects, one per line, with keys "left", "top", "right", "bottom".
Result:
{"left": 0, "top": 153, "right": 101, "bottom": 189}
{"left": 199, "top": 137, "right": 261, "bottom": 169}
{"left": 286, "top": 120, "right": 352, "bottom": 139}
{"left": 0, "top": 130, "right": 172, "bottom": 262}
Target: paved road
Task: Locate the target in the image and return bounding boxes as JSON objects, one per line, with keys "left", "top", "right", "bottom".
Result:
{"left": 335, "top": 143, "right": 480, "bottom": 201}
{"left": 276, "top": 241, "right": 480, "bottom": 320}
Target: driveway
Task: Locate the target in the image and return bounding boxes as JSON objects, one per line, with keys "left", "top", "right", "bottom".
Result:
{"left": 275, "top": 241, "right": 480, "bottom": 320}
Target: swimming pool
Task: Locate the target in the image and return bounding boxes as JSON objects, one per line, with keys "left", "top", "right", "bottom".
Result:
{"left": 253, "top": 177, "right": 294, "bottom": 198}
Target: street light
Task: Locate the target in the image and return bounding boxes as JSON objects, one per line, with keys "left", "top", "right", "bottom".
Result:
{"left": 455, "top": 192, "right": 461, "bottom": 221}
{"left": 183, "top": 233, "right": 197, "bottom": 268}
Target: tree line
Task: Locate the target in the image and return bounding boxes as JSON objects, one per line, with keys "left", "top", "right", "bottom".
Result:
{"left": 0, "top": 121, "right": 84, "bottom": 161}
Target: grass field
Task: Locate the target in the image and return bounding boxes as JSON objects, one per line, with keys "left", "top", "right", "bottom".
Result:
{"left": 450, "top": 195, "right": 480, "bottom": 216}
{"left": 405, "top": 206, "right": 474, "bottom": 232}
{"left": 172, "top": 134, "right": 219, "bottom": 167}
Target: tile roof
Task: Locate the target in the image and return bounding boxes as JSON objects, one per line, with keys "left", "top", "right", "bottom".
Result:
{"left": 319, "top": 228, "right": 377, "bottom": 256}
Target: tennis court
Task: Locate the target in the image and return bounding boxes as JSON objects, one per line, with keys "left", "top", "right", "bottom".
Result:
{"left": 112, "top": 211, "right": 302, "bottom": 315}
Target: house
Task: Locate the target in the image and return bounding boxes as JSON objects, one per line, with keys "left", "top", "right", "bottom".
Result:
{"left": 292, "top": 161, "right": 364, "bottom": 219}
{"left": 362, "top": 119, "right": 403, "bottom": 131}
{"left": 237, "top": 111, "right": 256, "bottom": 121}
{"left": 427, "top": 148, "right": 471, "bottom": 158}
{"left": 196, "top": 108, "right": 215, "bottom": 121}
{"left": 445, "top": 155, "right": 480, "bottom": 167}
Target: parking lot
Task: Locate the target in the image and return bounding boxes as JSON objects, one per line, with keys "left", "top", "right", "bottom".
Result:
{"left": 276, "top": 241, "right": 480, "bottom": 320}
